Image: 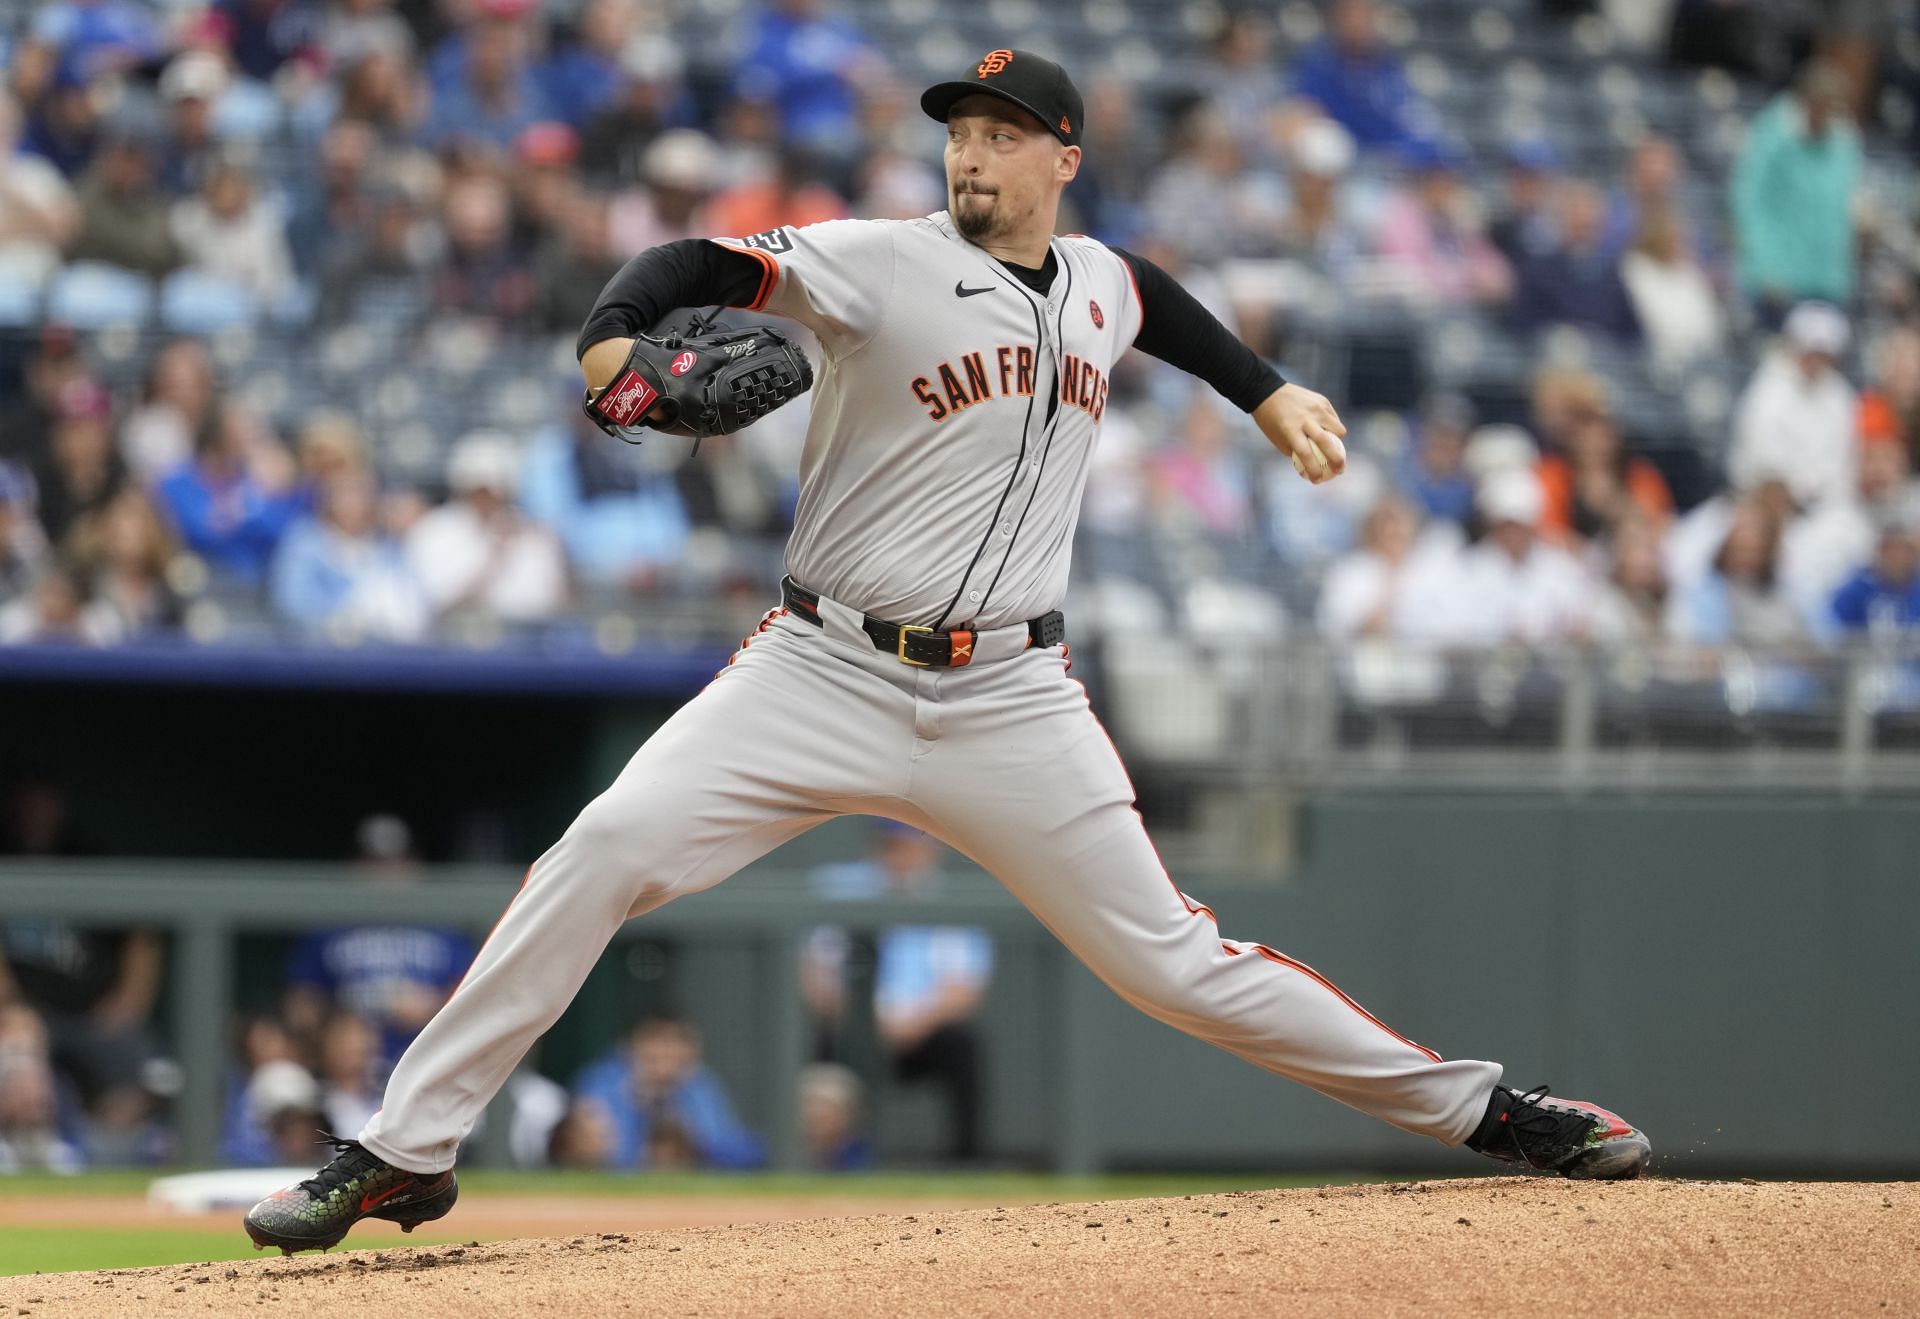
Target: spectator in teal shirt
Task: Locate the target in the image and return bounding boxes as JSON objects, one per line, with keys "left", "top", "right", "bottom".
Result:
{"left": 1731, "top": 64, "right": 1862, "bottom": 321}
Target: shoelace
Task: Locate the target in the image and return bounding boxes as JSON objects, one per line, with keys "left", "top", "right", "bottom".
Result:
{"left": 1501, "top": 1085, "right": 1599, "bottom": 1170}
{"left": 296, "top": 1133, "right": 383, "bottom": 1199}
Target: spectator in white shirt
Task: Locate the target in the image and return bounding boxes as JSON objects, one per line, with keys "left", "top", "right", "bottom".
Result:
{"left": 119, "top": 337, "right": 219, "bottom": 485}
{"left": 1782, "top": 438, "right": 1916, "bottom": 622}
{"left": 1729, "top": 301, "right": 1858, "bottom": 509}
{"left": 0, "top": 92, "right": 78, "bottom": 284}
{"left": 1317, "top": 494, "right": 1422, "bottom": 641}
{"left": 406, "top": 431, "right": 568, "bottom": 624}
{"left": 1395, "top": 467, "right": 1593, "bottom": 645}
{"left": 1668, "top": 496, "right": 1810, "bottom": 649}
{"left": 1620, "top": 208, "right": 1725, "bottom": 374}
{"left": 1590, "top": 511, "right": 1671, "bottom": 645}
{"left": 1663, "top": 477, "right": 1798, "bottom": 616}
{"left": 171, "top": 155, "right": 295, "bottom": 303}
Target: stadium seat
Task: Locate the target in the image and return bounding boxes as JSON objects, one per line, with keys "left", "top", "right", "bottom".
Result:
{"left": 268, "top": 279, "right": 318, "bottom": 327}
{"left": 1105, "top": 636, "right": 1233, "bottom": 764}
{"left": 0, "top": 271, "right": 43, "bottom": 327}
{"left": 45, "top": 262, "right": 155, "bottom": 331}
{"left": 160, "top": 270, "right": 259, "bottom": 335}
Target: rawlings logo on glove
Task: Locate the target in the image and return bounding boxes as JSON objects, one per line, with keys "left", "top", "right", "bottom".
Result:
{"left": 597, "top": 371, "right": 660, "bottom": 426}
{"left": 583, "top": 314, "right": 814, "bottom": 445}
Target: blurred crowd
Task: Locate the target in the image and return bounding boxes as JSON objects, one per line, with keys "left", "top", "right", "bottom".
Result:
{"left": 0, "top": 780, "right": 172, "bottom": 1172}
{"left": 1307, "top": 314, "right": 1920, "bottom": 653}
{"left": 207, "top": 814, "right": 986, "bottom": 1175}
{"left": 10, "top": 0, "right": 1919, "bottom": 1175}
{"left": 0, "top": 0, "right": 1916, "bottom": 661}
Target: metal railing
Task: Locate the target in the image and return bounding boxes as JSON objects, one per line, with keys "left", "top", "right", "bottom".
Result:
{"left": 1093, "top": 637, "right": 1920, "bottom": 795}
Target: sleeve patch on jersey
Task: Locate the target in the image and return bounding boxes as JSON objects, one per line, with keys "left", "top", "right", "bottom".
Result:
{"left": 736, "top": 227, "right": 795, "bottom": 255}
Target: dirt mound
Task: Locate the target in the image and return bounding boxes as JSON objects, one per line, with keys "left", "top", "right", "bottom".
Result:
{"left": 0, "top": 1191, "right": 1018, "bottom": 1238}
{"left": 4, "top": 1178, "right": 1912, "bottom": 1317}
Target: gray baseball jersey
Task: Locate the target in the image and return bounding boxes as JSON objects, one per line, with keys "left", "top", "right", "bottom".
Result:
{"left": 714, "top": 212, "right": 1140, "bottom": 630}
{"left": 355, "top": 213, "right": 1507, "bottom": 1180}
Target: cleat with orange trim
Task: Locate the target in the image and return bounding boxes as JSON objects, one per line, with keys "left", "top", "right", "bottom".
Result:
{"left": 1466, "top": 1084, "right": 1652, "bottom": 1180}
{"left": 243, "top": 1135, "right": 457, "bottom": 1254}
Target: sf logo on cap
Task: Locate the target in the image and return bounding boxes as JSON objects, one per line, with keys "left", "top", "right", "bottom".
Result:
{"left": 977, "top": 49, "right": 1013, "bottom": 77}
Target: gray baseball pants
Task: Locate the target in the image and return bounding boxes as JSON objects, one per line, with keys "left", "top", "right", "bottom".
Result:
{"left": 359, "top": 598, "right": 1500, "bottom": 1172}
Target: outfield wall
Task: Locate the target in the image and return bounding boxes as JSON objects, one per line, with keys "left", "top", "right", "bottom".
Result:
{"left": 3, "top": 794, "right": 1913, "bottom": 1177}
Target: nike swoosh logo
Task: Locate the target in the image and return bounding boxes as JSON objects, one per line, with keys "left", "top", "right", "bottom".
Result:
{"left": 360, "top": 1178, "right": 417, "bottom": 1213}
{"left": 955, "top": 282, "right": 996, "bottom": 298}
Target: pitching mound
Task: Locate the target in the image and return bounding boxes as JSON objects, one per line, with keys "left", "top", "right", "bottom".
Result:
{"left": 3, "top": 1178, "right": 1912, "bottom": 1317}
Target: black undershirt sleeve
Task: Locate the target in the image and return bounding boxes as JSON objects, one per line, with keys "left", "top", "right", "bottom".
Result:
{"left": 1112, "top": 247, "right": 1286, "bottom": 414}
{"left": 575, "top": 239, "right": 766, "bottom": 360}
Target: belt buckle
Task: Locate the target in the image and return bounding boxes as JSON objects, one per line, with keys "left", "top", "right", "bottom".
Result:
{"left": 896, "top": 624, "right": 934, "bottom": 667}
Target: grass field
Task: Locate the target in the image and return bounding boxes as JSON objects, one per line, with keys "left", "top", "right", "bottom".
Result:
{"left": 0, "top": 1170, "right": 1346, "bottom": 1277}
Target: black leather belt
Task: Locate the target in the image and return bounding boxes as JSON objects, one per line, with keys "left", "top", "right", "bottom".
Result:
{"left": 781, "top": 576, "right": 1065, "bottom": 668}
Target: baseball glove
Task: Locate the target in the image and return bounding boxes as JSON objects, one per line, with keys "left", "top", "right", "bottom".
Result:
{"left": 582, "top": 313, "right": 814, "bottom": 446}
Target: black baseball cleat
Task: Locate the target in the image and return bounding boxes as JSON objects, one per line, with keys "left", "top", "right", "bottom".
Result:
{"left": 1466, "top": 1084, "right": 1652, "bottom": 1180}
{"left": 243, "top": 1136, "right": 458, "bottom": 1255}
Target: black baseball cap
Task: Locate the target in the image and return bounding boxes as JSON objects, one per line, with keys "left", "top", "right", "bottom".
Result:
{"left": 920, "top": 48, "right": 1084, "bottom": 148}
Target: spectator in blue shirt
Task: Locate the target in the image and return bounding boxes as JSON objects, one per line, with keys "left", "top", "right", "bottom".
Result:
{"left": 1511, "top": 180, "right": 1641, "bottom": 343}
{"left": 1598, "top": 136, "right": 1705, "bottom": 264}
{"left": 223, "top": 1058, "right": 328, "bottom": 1168}
{"left": 807, "top": 822, "right": 993, "bottom": 1163}
{"left": 424, "top": 9, "right": 555, "bottom": 154}
{"left": 0, "top": 463, "right": 46, "bottom": 600}
{"left": 19, "top": 57, "right": 105, "bottom": 180}
{"left": 1290, "top": 0, "right": 1434, "bottom": 155}
{"left": 30, "top": 1, "right": 162, "bottom": 88}
{"left": 1397, "top": 392, "right": 1477, "bottom": 528}
{"left": 1488, "top": 137, "right": 1561, "bottom": 268}
{"left": 285, "top": 921, "right": 476, "bottom": 1073}
{"left": 729, "top": 0, "right": 879, "bottom": 170}
{"left": 211, "top": 0, "right": 323, "bottom": 82}
{"left": 270, "top": 473, "right": 429, "bottom": 642}
{"left": 283, "top": 816, "right": 476, "bottom": 1071}
{"left": 570, "top": 1015, "right": 765, "bottom": 1171}
{"left": 578, "top": 38, "right": 697, "bottom": 187}
{"left": 217, "top": 1015, "right": 302, "bottom": 1167}
{"left": 799, "top": 1062, "right": 872, "bottom": 1172}
{"left": 155, "top": 403, "right": 304, "bottom": 588}
{"left": 1831, "top": 519, "right": 1920, "bottom": 638}
{"left": 520, "top": 411, "right": 690, "bottom": 593}
{"left": 534, "top": 0, "right": 642, "bottom": 129}
{"left": 424, "top": 0, "right": 535, "bottom": 102}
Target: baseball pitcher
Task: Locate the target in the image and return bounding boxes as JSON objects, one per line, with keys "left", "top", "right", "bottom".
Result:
{"left": 246, "top": 49, "right": 1650, "bottom": 1254}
